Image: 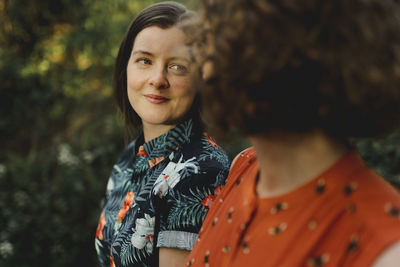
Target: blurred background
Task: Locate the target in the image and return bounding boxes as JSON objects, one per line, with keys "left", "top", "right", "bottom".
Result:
{"left": 0, "top": 0, "right": 399, "bottom": 266}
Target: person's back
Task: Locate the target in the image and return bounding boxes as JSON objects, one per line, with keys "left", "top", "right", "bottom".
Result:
{"left": 187, "top": 148, "right": 400, "bottom": 266}
{"left": 186, "top": 0, "right": 400, "bottom": 266}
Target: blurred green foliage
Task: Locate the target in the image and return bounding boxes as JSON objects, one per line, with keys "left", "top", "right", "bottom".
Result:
{"left": 354, "top": 132, "right": 400, "bottom": 189}
{"left": 0, "top": 0, "right": 398, "bottom": 266}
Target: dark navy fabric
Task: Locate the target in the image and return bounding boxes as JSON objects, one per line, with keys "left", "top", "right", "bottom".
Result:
{"left": 95, "top": 119, "right": 230, "bottom": 267}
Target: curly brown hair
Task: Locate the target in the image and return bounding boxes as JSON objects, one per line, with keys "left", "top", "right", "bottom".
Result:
{"left": 198, "top": 0, "right": 400, "bottom": 138}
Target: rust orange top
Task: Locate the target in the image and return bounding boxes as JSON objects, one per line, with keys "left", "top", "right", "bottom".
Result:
{"left": 186, "top": 148, "right": 400, "bottom": 267}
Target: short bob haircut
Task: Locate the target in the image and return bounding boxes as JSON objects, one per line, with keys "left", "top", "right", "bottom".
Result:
{"left": 114, "top": 1, "right": 199, "bottom": 137}
{"left": 198, "top": 0, "right": 400, "bottom": 138}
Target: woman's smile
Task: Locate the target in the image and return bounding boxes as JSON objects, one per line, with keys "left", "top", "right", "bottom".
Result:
{"left": 144, "top": 94, "right": 169, "bottom": 104}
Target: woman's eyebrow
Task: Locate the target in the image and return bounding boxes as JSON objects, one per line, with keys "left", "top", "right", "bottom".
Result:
{"left": 131, "top": 50, "right": 153, "bottom": 57}
{"left": 131, "top": 50, "right": 191, "bottom": 62}
{"left": 168, "top": 56, "right": 191, "bottom": 62}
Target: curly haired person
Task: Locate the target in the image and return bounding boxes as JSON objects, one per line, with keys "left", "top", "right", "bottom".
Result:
{"left": 186, "top": 0, "right": 400, "bottom": 266}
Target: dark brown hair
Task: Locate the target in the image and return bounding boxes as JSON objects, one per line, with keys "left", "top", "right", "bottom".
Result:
{"left": 114, "top": 1, "right": 199, "bottom": 137}
{"left": 198, "top": 0, "right": 400, "bottom": 138}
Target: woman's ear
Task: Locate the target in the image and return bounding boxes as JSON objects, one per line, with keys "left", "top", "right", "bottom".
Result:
{"left": 202, "top": 60, "right": 214, "bottom": 80}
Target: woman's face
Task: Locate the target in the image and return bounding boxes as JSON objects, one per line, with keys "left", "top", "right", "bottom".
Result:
{"left": 126, "top": 26, "right": 196, "bottom": 132}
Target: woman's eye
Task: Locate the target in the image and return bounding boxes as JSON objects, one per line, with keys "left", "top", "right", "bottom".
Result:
{"left": 137, "top": 58, "right": 151, "bottom": 65}
{"left": 170, "top": 64, "right": 188, "bottom": 74}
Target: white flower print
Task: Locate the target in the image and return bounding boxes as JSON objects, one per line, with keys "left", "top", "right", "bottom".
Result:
{"left": 131, "top": 214, "right": 155, "bottom": 254}
{"left": 152, "top": 155, "right": 199, "bottom": 198}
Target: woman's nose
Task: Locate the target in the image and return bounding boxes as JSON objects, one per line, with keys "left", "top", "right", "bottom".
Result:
{"left": 148, "top": 67, "right": 169, "bottom": 89}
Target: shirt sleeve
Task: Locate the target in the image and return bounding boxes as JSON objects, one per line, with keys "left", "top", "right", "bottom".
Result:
{"left": 155, "top": 159, "right": 230, "bottom": 250}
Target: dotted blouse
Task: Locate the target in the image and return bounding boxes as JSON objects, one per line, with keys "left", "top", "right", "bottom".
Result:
{"left": 95, "top": 119, "right": 230, "bottom": 267}
{"left": 187, "top": 148, "right": 400, "bottom": 267}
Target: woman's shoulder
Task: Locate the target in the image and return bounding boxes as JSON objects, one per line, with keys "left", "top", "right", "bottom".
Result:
{"left": 180, "top": 132, "right": 230, "bottom": 162}
{"left": 110, "top": 139, "right": 139, "bottom": 171}
{"left": 350, "top": 167, "right": 400, "bottom": 223}
{"left": 348, "top": 176, "right": 400, "bottom": 266}
{"left": 230, "top": 147, "right": 256, "bottom": 170}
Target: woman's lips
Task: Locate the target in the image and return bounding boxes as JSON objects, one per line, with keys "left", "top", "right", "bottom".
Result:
{"left": 144, "top": 94, "right": 169, "bottom": 104}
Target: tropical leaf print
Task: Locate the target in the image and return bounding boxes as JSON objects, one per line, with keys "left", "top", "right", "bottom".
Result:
{"left": 114, "top": 140, "right": 136, "bottom": 170}
{"left": 108, "top": 166, "right": 133, "bottom": 193}
{"left": 120, "top": 239, "right": 138, "bottom": 266}
{"left": 104, "top": 180, "right": 133, "bottom": 234}
{"left": 137, "top": 156, "right": 150, "bottom": 171}
{"left": 167, "top": 187, "right": 213, "bottom": 230}
{"left": 112, "top": 210, "right": 152, "bottom": 266}
{"left": 117, "top": 231, "right": 151, "bottom": 266}
{"left": 135, "top": 160, "right": 165, "bottom": 204}
{"left": 95, "top": 238, "right": 109, "bottom": 267}
{"left": 178, "top": 157, "right": 200, "bottom": 180}
{"left": 177, "top": 120, "right": 193, "bottom": 139}
{"left": 214, "top": 169, "right": 229, "bottom": 188}
{"left": 146, "top": 135, "right": 168, "bottom": 159}
{"left": 165, "top": 120, "right": 192, "bottom": 150}
{"left": 179, "top": 120, "right": 193, "bottom": 141}
{"left": 199, "top": 136, "right": 230, "bottom": 167}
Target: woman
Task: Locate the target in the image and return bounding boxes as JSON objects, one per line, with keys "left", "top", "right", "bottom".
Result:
{"left": 94, "top": 2, "right": 230, "bottom": 267}
{"left": 187, "top": 0, "right": 400, "bottom": 266}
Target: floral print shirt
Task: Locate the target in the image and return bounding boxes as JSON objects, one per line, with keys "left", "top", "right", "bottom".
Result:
{"left": 95, "top": 119, "right": 230, "bottom": 267}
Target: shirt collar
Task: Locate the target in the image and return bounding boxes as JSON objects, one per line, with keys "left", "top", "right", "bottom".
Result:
{"left": 138, "top": 118, "right": 194, "bottom": 160}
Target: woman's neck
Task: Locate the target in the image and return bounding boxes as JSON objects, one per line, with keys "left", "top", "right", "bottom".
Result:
{"left": 250, "top": 129, "right": 348, "bottom": 198}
